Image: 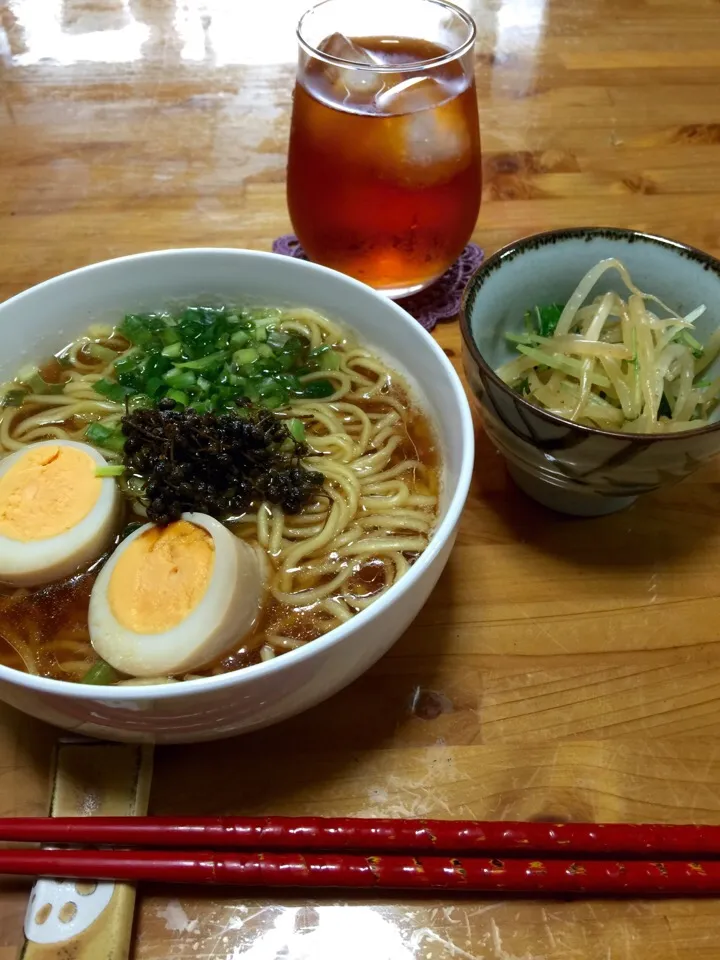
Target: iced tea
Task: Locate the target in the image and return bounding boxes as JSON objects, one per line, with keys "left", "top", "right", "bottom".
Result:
{"left": 287, "top": 22, "right": 481, "bottom": 297}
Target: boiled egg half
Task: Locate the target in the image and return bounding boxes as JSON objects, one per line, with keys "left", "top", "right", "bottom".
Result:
{"left": 88, "top": 513, "right": 266, "bottom": 677}
{"left": 0, "top": 440, "right": 121, "bottom": 587}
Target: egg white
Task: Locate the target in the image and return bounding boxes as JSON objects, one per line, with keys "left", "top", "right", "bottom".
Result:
{"left": 88, "top": 512, "right": 267, "bottom": 678}
{"left": 0, "top": 440, "right": 122, "bottom": 587}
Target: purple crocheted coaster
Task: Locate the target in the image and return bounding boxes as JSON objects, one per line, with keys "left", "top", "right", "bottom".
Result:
{"left": 271, "top": 235, "right": 484, "bottom": 332}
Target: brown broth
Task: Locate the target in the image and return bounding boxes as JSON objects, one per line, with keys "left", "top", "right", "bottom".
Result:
{"left": 0, "top": 566, "right": 102, "bottom": 680}
{"left": 191, "top": 379, "right": 440, "bottom": 678}
{"left": 0, "top": 375, "right": 440, "bottom": 683}
{"left": 39, "top": 356, "right": 71, "bottom": 384}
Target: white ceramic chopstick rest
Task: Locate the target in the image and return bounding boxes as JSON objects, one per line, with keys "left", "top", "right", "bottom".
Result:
{"left": 24, "top": 876, "right": 115, "bottom": 945}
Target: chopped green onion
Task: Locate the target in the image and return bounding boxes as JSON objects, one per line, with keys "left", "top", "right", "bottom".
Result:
{"left": 16, "top": 364, "right": 39, "bottom": 384}
{"left": 15, "top": 366, "right": 64, "bottom": 396}
{"left": 231, "top": 330, "right": 250, "bottom": 347}
{"left": 85, "top": 422, "right": 126, "bottom": 452}
{"left": 176, "top": 350, "right": 226, "bottom": 371}
{"left": 308, "top": 346, "right": 342, "bottom": 372}
{"left": 85, "top": 422, "right": 113, "bottom": 444}
{"left": 27, "top": 371, "right": 65, "bottom": 395}
{"left": 0, "top": 388, "right": 27, "bottom": 407}
{"left": 91, "top": 307, "right": 324, "bottom": 415}
{"left": 128, "top": 394, "right": 153, "bottom": 412}
{"left": 319, "top": 349, "right": 340, "bottom": 371}
{"left": 81, "top": 660, "right": 119, "bottom": 685}
{"left": 87, "top": 343, "right": 118, "bottom": 362}
{"left": 119, "top": 313, "right": 165, "bottom": 346}
{"left": 160, "top": 327, "right": 181, "bottom": 347}
{"left": 95, "top": 465, "right": 126, "bottom": 477}
{"left": 267, "top": 329, "right": 290, "bottom": 349}
{"left": 145, "top": 376, "right": 166, "bottom": 398}
{"left": 166, "top": 388, "right": 190, "bottom": 406}
{"left": 257, "top": 377, "right": 281, "bottom": 398}
{"left": 234, "top": 347, "right": 259, "bottom": 366}
{"left": 302, "top": 378, "right": 335, "bottom": 399}
{"left": 126, "top": 475, "right": 145, "bottom": 495}
{"left": 287, "top": 418, "right": 306, "bottom": 443}
{"left": 93, "top": 378, "right": 131, "bottom": 402}
{"left": 164, "top": 368, "right": 196, "bottom": 390}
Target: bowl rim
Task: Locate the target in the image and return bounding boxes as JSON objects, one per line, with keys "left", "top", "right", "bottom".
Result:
{"left": 0, "top": 247, "right": 475, "bottom": 700}
{"left": 460, "top": 226, "right": 720, "bottom": 442}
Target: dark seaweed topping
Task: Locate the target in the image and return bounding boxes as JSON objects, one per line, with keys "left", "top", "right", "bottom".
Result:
{"left": 121, "top": 398, "right": 324, "bottom": 524}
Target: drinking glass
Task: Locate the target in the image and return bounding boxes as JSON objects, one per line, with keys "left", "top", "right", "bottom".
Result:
{"left": 287, "top": 0, "right": 481, "bottom": 298}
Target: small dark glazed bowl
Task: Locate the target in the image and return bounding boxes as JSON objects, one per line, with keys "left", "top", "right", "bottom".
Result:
{"left": 460, "top": 227, "right": 720, "bottom": 516}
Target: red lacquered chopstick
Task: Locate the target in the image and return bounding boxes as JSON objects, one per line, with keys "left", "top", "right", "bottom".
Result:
{"left": 0, "top": 847, "right": 717, "bottom": 896}
{"left": 0, "top": 817, "right": 719, "bottom": 858}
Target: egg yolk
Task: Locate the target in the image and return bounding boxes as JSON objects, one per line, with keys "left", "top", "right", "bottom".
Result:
{"left": 0, "top": 445, "right": 101, "bottom": 542}
{"left": 109, "top": 521, "right": 215, "bottom": 634}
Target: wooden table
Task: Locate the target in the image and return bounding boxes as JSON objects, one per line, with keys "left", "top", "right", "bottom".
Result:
{"left": 2, "top": 0, "right": 720, "bottom": 956}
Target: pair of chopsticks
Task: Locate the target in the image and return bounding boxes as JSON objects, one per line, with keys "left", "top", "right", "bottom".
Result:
{"left": 1, "top": 816, "right": 719, "bottom": 896}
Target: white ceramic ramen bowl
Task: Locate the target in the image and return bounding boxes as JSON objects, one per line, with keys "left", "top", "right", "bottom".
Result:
{"left": 0, "top": 249, "right": 474, "bottom": 743}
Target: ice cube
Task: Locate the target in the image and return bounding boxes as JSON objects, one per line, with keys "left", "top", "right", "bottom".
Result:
{"left": 403, "top": 108, "right": 470, "bottom": 165}
{"left": 319, "top": 32, "right": 381, "bottom": 67}
{"left": 390, "top": 94, "right": 472, "bottom": 186}
{"left": 319, "top": 32, "right": 384, "bottom": 102}
{"left": 375, "top": 76, "right": 450, "bottom": 115}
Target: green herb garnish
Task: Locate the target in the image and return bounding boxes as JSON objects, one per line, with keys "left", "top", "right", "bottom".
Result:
{"left": 95, "top": 465, "right": 126, "bottom": 477}
{"left": 673, "top": 329, "right": 705, "bottom": 359}
{"left": 96, "top": 306, "right": 337, "bottom": 413}
{"left": 287, "top": 418, "right": 306, "bottom": 442}
{"left": 301, "top": 379, "right": 335, "bottom": 399}
{"left": 531, "top": 304, "right": 565, "bottom": 337}
{"left": 84, "top": 422, "right": 126, "bottom": 452}
{"left": 93, "top": 378, "right": 132, "bottom": 403}
{"left": 0, "top": 388, "right": 27, "bottom": 408}
{"left": 16, "top": 365, "right": 65, "bottom": 395}
{"left": 81, "top": 660, "right": 119, "bottom": 685}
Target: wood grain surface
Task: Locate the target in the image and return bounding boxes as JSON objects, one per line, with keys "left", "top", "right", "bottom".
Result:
{"left": 2, "top": 0, "right": 720, "bottom": 957}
